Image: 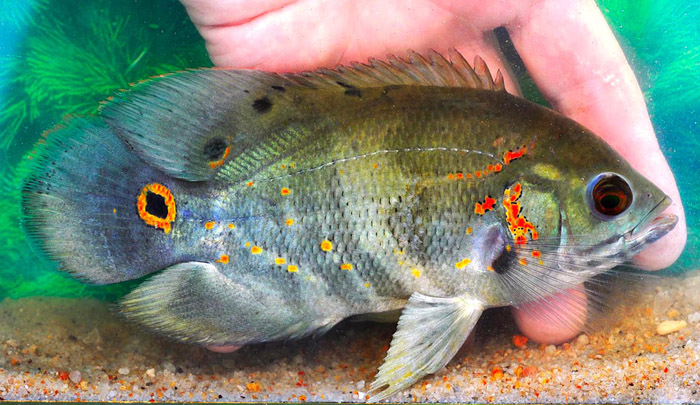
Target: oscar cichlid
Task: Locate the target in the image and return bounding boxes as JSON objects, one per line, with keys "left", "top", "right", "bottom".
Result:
{"left": 22, "top": 50, "right": 677, "bottom": 401}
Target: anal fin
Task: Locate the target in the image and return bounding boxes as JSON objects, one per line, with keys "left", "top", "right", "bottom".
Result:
{"left": 368, "top": 293, "right": 483, "bottom": 402}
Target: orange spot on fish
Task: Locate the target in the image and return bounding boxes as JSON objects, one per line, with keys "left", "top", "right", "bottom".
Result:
{"left": 411, "top": 268, "right": 421, "bottom": 278}
{"left": 208, "top": 146, "right": 230, "bottom": 169}
{"left": 531, "top": 250, "right": 542, "bottom": 258}
{"left": 503, "top": 183, "right": 538, "bottom": 245}
{"left": 494, "top": 163, "right": 503, "bottom": 172}
{"left": 475, "top": 171, "right": 482, "bottom": 178}
{"left": 285, "top": 218, "right": 294, "bottom": 226}
{"left": 320, "top": 240, "right": 333, "bottom": 252}
{"left": 244, "top": 242, "right": 251, "bottom": 247}
{"left": 275, "top": 257, "right": 286, "bottom": 265}
{"left": 205, "top": 221, "right": 216, "bottom": 230}
{"left": 455, "top": 258, "right": 471, "bottom": 269}
{"left": 447, "top": 173, "right": 455, "bottom": 180}
{"left": 372, "top": 163, "right": 379, "bottom": 169}
{"left": 466, "top": 227, "right": 473, "bottom": 235}
{"left": 340, "top": 263, "right": 353, "bottom": 271}
{"left": 217, "top": 255, "right": 229, "bottom": 264}
{"left": 456, "top": 172, "right": 464, "bottom": 180}
{"left": 518, "top": 258, "right": 527, "bottom": 266}
{"left": 287, "top": 265, "right": 299, "bottom": 273}
{"left": 504, "top": 146, "right": 527, "bottom": 165}
{"left": 487, "top": 265, "right": 495, "bottom": 272}
{"left": 251, "top": 246, "right": 262, "bottom": 254}
{"left": 506, "top": 244, "right": 512, "bottom": 252}
{"left": 474, "top": 196, "right": 496, "bottom": 215}
{"left": 281, "top": 187, "right": 291, "bottom": 195}
{"left": 466, "top": 173, "right": 473, "bottom": 179}
{"left": 113, "top": 208, "right": 117, "bottom": 214}
{"left": 364, "top": 282, "right": 371, "bottom": 288}
{"left": 247, "top": 181, "right": 254, "bottom": 187}
{"left": 228, "top": 223, "right": 235, "bottom": 229}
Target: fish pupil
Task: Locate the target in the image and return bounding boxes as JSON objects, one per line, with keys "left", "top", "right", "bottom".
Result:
{"left": 600, "top": 193, "right": 622, "bottom": 211}
{"left": 145, "top": 191, "right": 168, "bottom": 219}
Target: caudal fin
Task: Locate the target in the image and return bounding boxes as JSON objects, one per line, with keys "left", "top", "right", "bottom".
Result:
{"left": 22, "top": 117, "right": 177, "bottom": 284}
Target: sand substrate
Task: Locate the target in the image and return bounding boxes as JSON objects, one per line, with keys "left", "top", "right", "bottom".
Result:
{"left": 0, "top": 270, "right": 699, "bottom": 403}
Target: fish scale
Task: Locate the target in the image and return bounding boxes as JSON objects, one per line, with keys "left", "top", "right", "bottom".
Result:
{"left": 22, "top": 50, "right": 677, "bottom": 401}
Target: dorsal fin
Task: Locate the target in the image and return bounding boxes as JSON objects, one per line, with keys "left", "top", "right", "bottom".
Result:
{"left": 286, "top": 48, "right": 505, "bottom": 91}
{"left": 100, "top": 49, "right": 505, "bottom": 182}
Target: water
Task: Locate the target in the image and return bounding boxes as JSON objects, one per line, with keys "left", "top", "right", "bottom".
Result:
{"left": 0, "top": 0, "right": 698, "bottom": 401}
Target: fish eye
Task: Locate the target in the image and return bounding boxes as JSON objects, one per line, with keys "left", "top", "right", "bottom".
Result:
{"left": 587, "top": 173, "right": 633, "bottom": 220}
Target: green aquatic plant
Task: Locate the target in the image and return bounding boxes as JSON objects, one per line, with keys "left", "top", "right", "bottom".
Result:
{"left": 0, "top": 0, "right": 211, "bottom": 151}
{"left": 0, "top": 0, "right": 46, "bottom": 29}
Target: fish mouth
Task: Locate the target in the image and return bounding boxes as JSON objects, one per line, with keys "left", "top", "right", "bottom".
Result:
{"left": 624, "top": 195, "right": 678, "bottom": 251}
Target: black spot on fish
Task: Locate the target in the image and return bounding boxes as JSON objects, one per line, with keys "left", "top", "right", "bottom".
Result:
{"left": 271, "top": 85, "right": 286, "bottom": 92}
{"left": 491, "top": 245, "right": 516, "bottom": 275}
{"left": 145, "top": 191, "right": 168, "bottom": 219}
{"left": 252, "top": 96, "right": 272, "bottom": 113}
{"left": 336, "top": 81, "right": 362, "bottom": 98}
{"left": 204, "top": 138, "right": 228, "bottom": 161}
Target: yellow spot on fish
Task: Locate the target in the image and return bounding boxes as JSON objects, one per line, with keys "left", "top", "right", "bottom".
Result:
{"left": 533, "top": 163, "right": 561, "bottom": 180}
{"left": 364, "top": 282, "right": 370, "bottom": 288}
{"left": 245, "top": 242, "right": 251, "bottom": 247}
{"left": 372, "top": 163, "right": 379, "bottom": 169}
{"left": 466, "top": 227, "right": 473, "bottom": 235}
{"left": 447, "top": 173, "right": 455, "bottom": 180}
{"left": 506, "top": 244, "right": 512, "bottom": 252}
{"left": 411, "top": 268, "right": 421, "bottom": 278}
{"left": 228, "top": 223, "right": 235, "bottom": 229}
{"left": 204, "top": 221, "right": 216, "bottom": 230}
{"left": 518, "top": 258, "right": 527, "bottom": 266}
{"left": 340, "top": 263, "right": 353, "bottom": 271}
{"left": 112, "top": 208, "right": 117, "bottom": 214}
{"left": 280, "top": 164, "right": 286, "bottom": 169}
{"left": 281, "top": 187, "right": 291, "bottom": 195}
{"left": 287, "top": 265, "right": 298, "bottom": 273}
{"left": 251, "top": 246, "right": 262, "bottom": 254}
{"left": 397, "top": 260, "right": 404, "bottom": 266}
{"left": 290, "top": 163, "right": 295, "bottom": 168}
{"left": 216, "top": 254, "right": 229, "bottom": 264}
{"left": 487, "top": 265, "right": 495, "bottom": 272}
{"left": 320, "top": 240, "right": 333, "bottom": 252}
{"left": 285, "top": 218, "right": 294, "bottom": 226}
{"left": 538, "top": 260, "right": 544, "bottom": 265}
{"left": 455, "top": 258, "right": 471, "bottom": 269}
{"left": 275, "top": 257, "right": 286, "bottom": 265}
{"left": 339, "top": 169, "right": 345, "bottom": 175}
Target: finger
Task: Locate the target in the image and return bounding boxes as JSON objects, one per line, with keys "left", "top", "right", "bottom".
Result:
{"left": 511, "top": 285, "right": 587, "bottom": 345}
{"left": 508, "top": 0, "right": 686, "bottom": 270}
{"left": 206, "top": 344, "right": 242, "bottom": 353}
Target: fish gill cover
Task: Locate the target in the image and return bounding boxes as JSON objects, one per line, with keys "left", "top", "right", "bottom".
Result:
{"left": 0, "top": 0, "right": 698, "bottom": 301}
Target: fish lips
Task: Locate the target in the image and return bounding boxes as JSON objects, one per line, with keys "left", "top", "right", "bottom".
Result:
{"left": 624, "top": 195, "right": 678, "bottom": 253}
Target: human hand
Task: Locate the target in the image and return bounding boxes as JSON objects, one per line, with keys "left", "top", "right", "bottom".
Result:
{"left": 180, "top": 0, "right": 687, "bottom": 345}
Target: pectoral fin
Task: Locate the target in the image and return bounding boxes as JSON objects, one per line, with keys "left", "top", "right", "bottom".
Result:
{"left": 368, "top": 293, "right": 483, "bottom": 402}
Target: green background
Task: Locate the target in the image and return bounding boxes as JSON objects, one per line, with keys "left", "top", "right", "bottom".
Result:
{"left": 0, "top": 0, "right": 697, "bottom": 300}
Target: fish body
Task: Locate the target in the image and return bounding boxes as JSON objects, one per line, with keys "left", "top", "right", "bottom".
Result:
{"left": 23, "top": 51, "right": 677, "bottom": 401}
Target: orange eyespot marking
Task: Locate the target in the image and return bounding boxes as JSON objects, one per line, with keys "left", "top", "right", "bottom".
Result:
{"left": 518, "top": 258, "right": 528, "bottom": 266}
{"left": 466, "top": 227, "right": 473, "bottom": 235}
{"left": 251, "top": 246, "right": 262, "bottom": 254}
{"left": 474, "top": 196, "right": 496, "bottom": 215}
{"left": 320, "top": 240, "right": 333, "bottom": 252}
{"left": 285, "top": 218, "right": 294, "bottom": 226}
{"left": 247, "top": 181, "right": 254, "bottom": 187}
{"left": 503, "top": 183, "right": 538, "bottom": 245}
{"left": 411, "top": 268, "right": 421, "bottom": 278}
{"left": 531, "top": 250, "right": 542, "bottom": 258}
{"left": 136, "top": 183, "right": 177, "bottom": 234}
{"left": 504, "top": 146, "right": 527, "bottom": 165}
{"left": 475, "top": 171, "right": 482, "bottom": 178}
{"left": 340, "top": 263, "right": 353, "bottom": 271}
{"left": 494, "top": 163, "right": 503, "bottom": 172}
{"left": 228, "top": 223, "right": 235, "bottom": 229}
{"left": 216, "top": 255, "right": 229, "bottom": 264}
{"left": 487, "top": 265, "right": 495, "bottom": 272}
{"left": 204, "top": 221, "right": 216, "bottom": 230}
{"left": 275, "top": 257, "right": 286, "bottom": 265}
{"left": 287, "top": 265, "right": 299, "bottom": 273}
{"left": 208, "top": 146, "right": 231, "bottom": 169}
{"left": 456, "top": 172, "right": 464, "bottom": 180}
{"left": 281, "top": 187, "right": 291, "bottom": 195}
{"left": 455, "top": 258, "right": 471, "bottom": 269}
